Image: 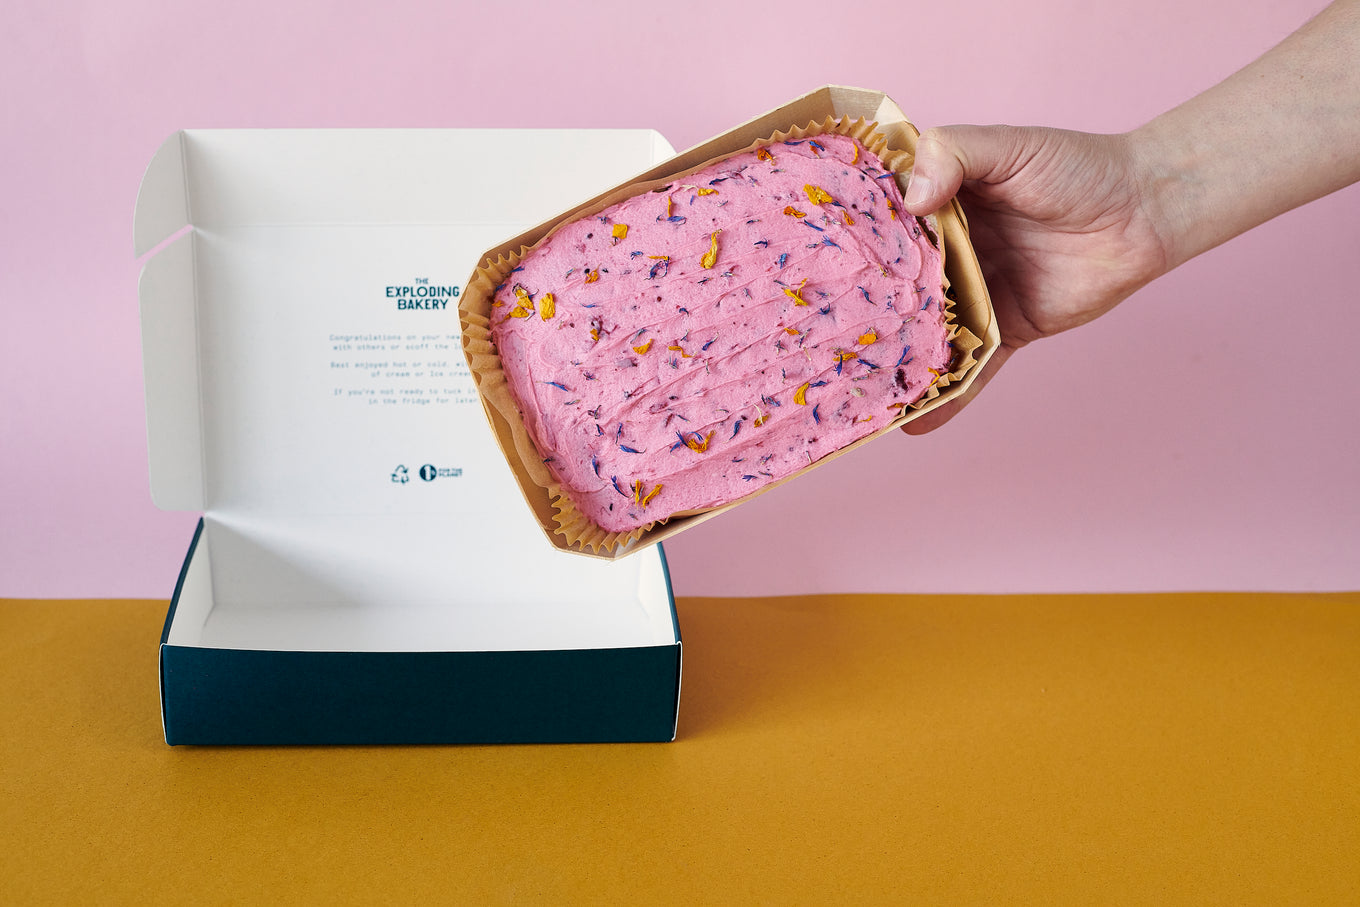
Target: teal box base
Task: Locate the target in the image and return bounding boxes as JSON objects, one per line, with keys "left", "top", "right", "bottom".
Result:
{"left": 159, "top": 520, "right": 682, "bottom": 746}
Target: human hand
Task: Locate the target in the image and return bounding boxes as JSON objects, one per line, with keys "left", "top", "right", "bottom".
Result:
{"left": 900, "top": 126, "right": 1170, "bottom": 433}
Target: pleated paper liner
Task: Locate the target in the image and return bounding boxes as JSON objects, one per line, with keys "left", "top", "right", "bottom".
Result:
{"left": 461, "top": 104, "right": 996, "bottom": 557}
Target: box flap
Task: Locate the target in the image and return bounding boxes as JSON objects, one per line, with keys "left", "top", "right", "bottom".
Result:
{"left": 134, "top": 132, "right": 190, "bottom": 258}
{"left": 135, "top": 129, "right": 675, "bottom": 234}
{"left": 139, "top": 231, "right": 204, "bottom": 510}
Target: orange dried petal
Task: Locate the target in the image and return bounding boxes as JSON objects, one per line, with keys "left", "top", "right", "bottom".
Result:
{"left": 584, "top": 269, "right": 600, "bottom": 284}
{"left": 684, "top": 430, "right": 715, "bottom": 453}
{"left": 783, "top": 279, "right": 809, "bottom": 306}
{"left": 857, "top": 330, "right": 878, "bottom": 346}
{"left": 783, "top": 206, "right": 807, "bottom": 218}
{"left": 783, "top": 327, "right": 802, "bottom": 336}
{"left": 641, "top": 483, "right": 663, "bottom": 507}
{"left": 756, "top": 147, "right": 774, "bottom": 163}
{"left": 633, "top": 339, "right": 654, "bottom": 355}
{"left": 794, "top": 382, "right": 809, "bottom": 406}
{"left": 612, "top": 223, "right": 629, "bottom": 240}
{"left": 700, "top": 230, "right": 721, "bottom": 269}
{"left": 804, "top": 184, "right": 834, "bottom": 205}
{"left": 696, "top": 188, "right": 718, "bottom": 196}
{"left": 540, "top": 293, "right": 556, "bottom": 320}
{"left": 509, "top": 284, "right": 535, "bottom": 315}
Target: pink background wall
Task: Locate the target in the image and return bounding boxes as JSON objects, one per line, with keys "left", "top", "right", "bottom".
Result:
{"left": 2, "top": 0, "right": 1356, "bottom": 599}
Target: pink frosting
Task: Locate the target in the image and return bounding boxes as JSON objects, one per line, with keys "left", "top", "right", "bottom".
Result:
{"left": 491, "top": 134, "right": 951, "bottom": 532}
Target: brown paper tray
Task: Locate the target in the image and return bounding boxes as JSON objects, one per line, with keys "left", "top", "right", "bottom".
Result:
{"left": 460, "top": 85, "right": 1000, "bottom": 558}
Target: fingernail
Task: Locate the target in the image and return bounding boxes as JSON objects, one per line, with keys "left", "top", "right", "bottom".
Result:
{"left": 904, "top": 173, "right": 933, "bottom": 211}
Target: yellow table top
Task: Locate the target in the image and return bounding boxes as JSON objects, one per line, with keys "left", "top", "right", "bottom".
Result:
{"left": 3, "top": 593, "right": 1358, "bottom": 904}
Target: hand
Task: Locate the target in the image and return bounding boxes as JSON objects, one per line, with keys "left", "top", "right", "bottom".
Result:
{"left": 897, "top": 3, "right": 1360, "bottom": 434}
{"left": 900, "top": 125, "right": 1170, "bottom": 433}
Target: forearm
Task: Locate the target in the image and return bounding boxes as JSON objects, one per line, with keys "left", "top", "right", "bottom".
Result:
{"left": 1131, "top": 0, "right": 1360, "bottom": 272}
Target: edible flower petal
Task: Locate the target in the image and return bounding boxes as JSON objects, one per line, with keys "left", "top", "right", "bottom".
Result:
{"left": 683, "top": 430, "right": 715, "bottom": 453}
{"left": 509, "top": 284, "right": 535, "bottom": 316}
{"left": 783, "top": 278, "right": 810, "bottom": 306}
{"left": 700, "top": 230, "right": 721, "bottom": 269}
{"left": 804, "top": 184, "right": 834, "bottom": 205}
{"left": 646, "top": 254, "right": 670, "bottom": 280}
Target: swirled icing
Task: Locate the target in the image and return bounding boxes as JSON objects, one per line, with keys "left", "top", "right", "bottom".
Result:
{"left": 491, "top": 134, "right": 950, "bottom": 532}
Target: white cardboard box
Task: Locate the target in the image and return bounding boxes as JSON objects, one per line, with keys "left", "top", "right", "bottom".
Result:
{"left": 135, "top": 129, "right": 683, "bottom": 744}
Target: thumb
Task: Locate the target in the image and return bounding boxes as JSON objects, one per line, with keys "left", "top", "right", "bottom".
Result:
{"left": 903, "top": 124, "right": 1027, "bottom": 216}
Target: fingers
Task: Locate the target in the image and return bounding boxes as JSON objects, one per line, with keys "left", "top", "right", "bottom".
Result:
{"left": 904, "top": 129, "right": 966, "bottom": 216}
{"left": 904, "top": 125, "right": 1031, "bottom": 216}
{"left": 900, "top": 344, "right": 1014, "bottom": 435}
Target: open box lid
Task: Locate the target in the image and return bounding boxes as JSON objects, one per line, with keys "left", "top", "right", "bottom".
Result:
{"left": 136, "top": 129, "right": 675, "bottom": 514}
{"left": 134, "top": 129, "right": 682, "bottom": 655}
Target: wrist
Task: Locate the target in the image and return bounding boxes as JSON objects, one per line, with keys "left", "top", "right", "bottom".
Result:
{"left": 1122, "top": 123, "right": 1192, "bottom": 279}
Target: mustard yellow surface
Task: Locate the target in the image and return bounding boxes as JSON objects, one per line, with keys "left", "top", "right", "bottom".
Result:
{"left": 3, "top": 593, "right": 1359, "bottom": 904}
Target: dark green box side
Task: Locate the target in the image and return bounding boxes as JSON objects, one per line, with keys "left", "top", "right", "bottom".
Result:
{"left": 160, "top": 520, "right": 682, "bottom": 745}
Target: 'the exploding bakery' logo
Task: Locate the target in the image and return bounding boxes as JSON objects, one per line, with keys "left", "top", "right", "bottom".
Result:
{"left": 387, "top": 277, "right": 460, "bottom": 310}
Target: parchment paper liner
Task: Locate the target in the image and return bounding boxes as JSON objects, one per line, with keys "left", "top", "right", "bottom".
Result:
{"left": 462, "top": 97, "right": 996, "bottom": 557}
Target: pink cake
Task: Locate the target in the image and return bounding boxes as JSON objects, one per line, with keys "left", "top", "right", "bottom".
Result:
{"left": 489, "top": 133, "right": 952, "bottom": 533}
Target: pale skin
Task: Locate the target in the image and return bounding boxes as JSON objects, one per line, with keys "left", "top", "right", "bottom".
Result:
{"left": 901, "top": 0, "right": 1360, "bottom": 434}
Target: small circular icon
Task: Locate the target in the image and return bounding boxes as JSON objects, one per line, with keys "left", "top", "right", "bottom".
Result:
{"left": 419, "top": 464, "right": 437, "bottom": 482}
